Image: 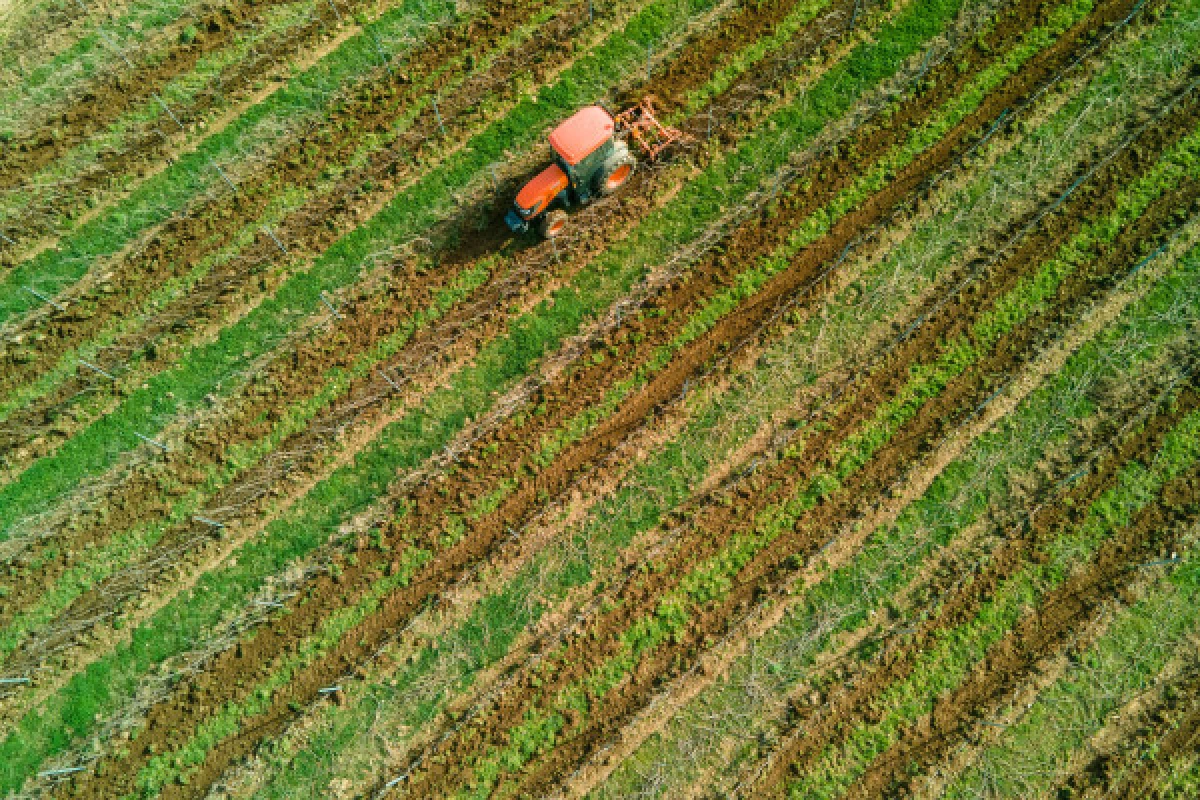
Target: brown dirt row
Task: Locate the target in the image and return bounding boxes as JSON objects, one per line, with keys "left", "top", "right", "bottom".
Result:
{"left": 737, "top": 270, "right": 1200, "bottom": 795}
{"left": 723, "top": 379, "right": 1200, "bottom": 799}
{"left": 0, "top": 0, "right": 349, "bottom": 192}
{"left": 0, "top": 0, "right": 568, "bottom": 441}
{"left": 2, "top": 0, "right": 1034, "bottom": 695}
{"left": 36, "top": 0, "right": 1056, "bottom": 794}
{"left": 738, "top": 343, "right": 1200, "bottom": 794}
{"left": 16, "top": 0, "right": 873, "bottom": 786}
{"left": 384, "top": 29, "right": 1191, "bottom": 800}
{"left": 1, "top": 0, "right": 368, "bottom": 252}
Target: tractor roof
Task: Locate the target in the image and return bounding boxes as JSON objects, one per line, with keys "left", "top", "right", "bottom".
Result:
{"left": 548, "top": 106, "right": 614, "bottom": 166}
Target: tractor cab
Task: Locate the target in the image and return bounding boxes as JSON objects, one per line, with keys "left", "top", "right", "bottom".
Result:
{"left": 505, "top": 105, "right": 636, "bottom": 238}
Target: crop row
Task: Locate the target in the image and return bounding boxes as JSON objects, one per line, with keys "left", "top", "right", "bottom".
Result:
{"left": 0, "top": 0, "right": 472, "bottom": 320}
{"left": 420, "top": 116, "right": 1191, "bottom": 798}
{"left": 124, "top": 0, "right": 1180, "bottom": 786}
{"left": 0, "top": 0, "right": 580, "bottom": 469}
{"left": 603, "top": 227, "right": 1200, "bottom": 800}
{"left": 942, "top": 527, "right": 1200, "bottom": 797}
{"left": 0, "top": 0, "right": 729, "bottom": 539}
{"left": 0, "top": 0, "right": 369, "bottom": 248}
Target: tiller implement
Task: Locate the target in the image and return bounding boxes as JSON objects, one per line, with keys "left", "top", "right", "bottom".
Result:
{"left": 504, "top": 98, "right": 688, "bottom": 238}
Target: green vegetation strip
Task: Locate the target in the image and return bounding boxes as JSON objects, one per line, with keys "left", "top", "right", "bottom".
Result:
{"left": 599, "top": 249, "right": 1200, "bottom": 799}
{"left": 0, "top": 0, "right": 328, "bottom": 226}
{"left": 788, "top": 410, "right": 1200, "bottom": 800}
{"left": 469, "top": 0, "right": 1088, "bottom": 546}
{"left": 0, "top": 0, "right": 718, "bottom": 537}
{"left": 944, "top": 541, "right": 1200, "bottom": 797}
{"left": 0, "top": 0, "right": 462, "bottom": 320}
{"left": 451, "top": 109, "right": 1200, "bottom": 800}
{"left": 2, "top": 0, "right": 969, "bottom": 791}
{"left": 541, "top": 0, "right": 1095, "bottom": 466}
{"left": 1160, "top": 753, "right": 1200, "bottom": 799}
{"left": 0, "top": 256, "right": 496, "bottom": 663}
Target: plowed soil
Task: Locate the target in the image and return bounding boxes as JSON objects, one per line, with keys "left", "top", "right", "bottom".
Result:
{"left": 0, "top": 0, "right": 566, "bottom": 441}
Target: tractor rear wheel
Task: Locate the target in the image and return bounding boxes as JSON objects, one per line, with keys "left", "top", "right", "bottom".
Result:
{"left": 596, "top": 149, "right": 635, "bottom": 196}
{"left": 539, "top": 209, "right": 568, "bottom": 239}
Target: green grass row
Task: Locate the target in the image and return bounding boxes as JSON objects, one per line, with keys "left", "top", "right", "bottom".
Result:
{"left": 411, "top": 0, "right": 1098, "bottom": 788}
{"left": 445, "top": 85, "right": 1200, "bottom": 800}
{"left": 240, "top": 13, "right": 1185, "bottom": 786}
{"left": 0, "top": 0, "right": 464, "bottom": 320}
{"left": 788, "top": 408, "right": 1200, "bottom": 799}
{"left": 0, "top": 0, "right": 697, "bottom": 683}
{"left": 48, "top": 0, "right": 940, "bottom": 788}
{"left": 1159, "top": 753, "right": 1200, "bottom": 799}
{"left": 0, "top": 0, "right": 570, "bottom": 430}
{"left": 597, "top": 244, "right": 1200, "bottom": 799}
{"left": 943, "top": 539, "right": 1200, "bottom": 797}
{"left": 0, "top": 0, "right": 810, "bottom": 788}
{"left": 0, "top": 0, "right": 748, "bottom": 660}
{"left": 0, "top": 256, "right": 497, "bottom": 663}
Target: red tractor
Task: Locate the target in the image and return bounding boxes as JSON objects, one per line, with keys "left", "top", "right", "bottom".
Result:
{"left": 504, "top": 99, "right": 687, "bottom": 238}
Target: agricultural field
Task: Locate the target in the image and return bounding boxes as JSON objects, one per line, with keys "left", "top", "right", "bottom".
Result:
{"left": 0, "top": 0, "right": 1198, "bottom": 796}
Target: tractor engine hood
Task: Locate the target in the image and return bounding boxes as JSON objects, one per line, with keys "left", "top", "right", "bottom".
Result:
{"left": 514, "top": 164, "right": 569, "bottom": 219}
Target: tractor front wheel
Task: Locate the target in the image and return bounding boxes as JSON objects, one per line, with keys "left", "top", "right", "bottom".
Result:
{"left": 596, "top": 150, "right": 635, "bottom": 196}
{"left": 539, "top": 209, "right": 568, "bottom": 239}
